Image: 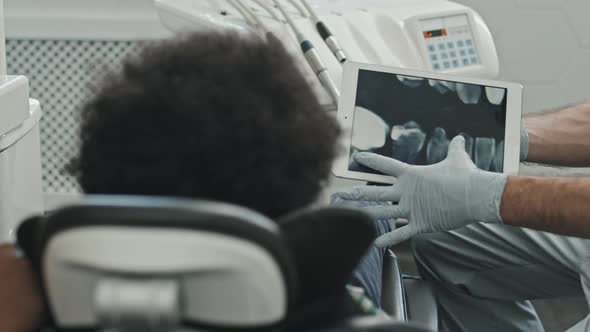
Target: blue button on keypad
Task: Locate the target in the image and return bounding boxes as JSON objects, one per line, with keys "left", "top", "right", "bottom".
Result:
{"left": 427, "top": 37, "right": 477, "bottom": 68}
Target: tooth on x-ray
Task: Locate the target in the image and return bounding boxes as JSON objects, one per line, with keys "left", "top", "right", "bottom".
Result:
{"left": 456, "top": 83, "right": 482, "bottom": 104}
{"left": 429, "top": 80, "right": 450, "bottom": 94}
{"left": 475, "top": 137, "right": 496, "bottom": 171}
{"left": 445, "top": 81, "right": 457, "bottom": 92}
{"left": 458, "top": 132, "right": 474, "bottom": 160}
{"left": 493, "top": 140, "right": 504, "bottom": 172}
{"left": 352, "top": 106, "right": 389, "bottom": 150}
{"left": 397, "top": 75, "right": 424, "bottom": 88}
{"left": 426, "top": 127, "right": 450, "bottom": 164}
{"left": 391, "top": 121, "right": 426, "bottom": 164}
{"left": 485, "top": 87, "right": 506, "bottom": 105}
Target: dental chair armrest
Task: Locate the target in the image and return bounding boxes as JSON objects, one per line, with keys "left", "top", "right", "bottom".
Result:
{"left": 16, "top": 216, "right": 55, "bottom": 331}
{"left": 403, "top": 278, "right": 437, "bottom": 331}
{"left": 381, "top": 250, "right": 407, "bottom": 321}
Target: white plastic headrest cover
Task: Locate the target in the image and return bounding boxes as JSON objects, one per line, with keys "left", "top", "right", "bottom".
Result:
{"left": 44, "top": 226, "right": 287, "bottom": 329}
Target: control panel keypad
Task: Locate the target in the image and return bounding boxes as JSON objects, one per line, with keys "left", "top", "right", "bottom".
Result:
{"left": 421, "top": 14, "right": 480, "bottom": 71}
{"left": 427, "top": 38, "right": 479, "bottom": 71}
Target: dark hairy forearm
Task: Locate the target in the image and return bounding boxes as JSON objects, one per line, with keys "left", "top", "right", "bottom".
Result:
{"left": 500, "top": 176, "right": 590, "bottom": 237}
{"left": 524, "top": 102, "right": 590, "bottom": 166}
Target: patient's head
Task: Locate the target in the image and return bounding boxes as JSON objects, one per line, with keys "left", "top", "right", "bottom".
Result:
{"left": 70, "top": 32, "right": 340, "bottom": 218}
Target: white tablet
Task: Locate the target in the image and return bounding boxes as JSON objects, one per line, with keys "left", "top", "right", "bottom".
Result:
{"left": 333, "top": 62, "right": 523, "bottom": 184}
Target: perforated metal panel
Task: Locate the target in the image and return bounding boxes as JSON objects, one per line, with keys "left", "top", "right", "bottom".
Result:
{"left": 5, "top": 39, "right": 144, "bottom": 194}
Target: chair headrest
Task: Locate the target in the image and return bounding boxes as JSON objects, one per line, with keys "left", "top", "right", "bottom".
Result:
{"left": 18, "top": 195, "right": 297, "bottom": 331}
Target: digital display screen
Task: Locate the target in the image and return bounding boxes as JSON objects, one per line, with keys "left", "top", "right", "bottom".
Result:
{"left": 349, "top": 70, "right": 508, "bottom": 175}
{"left": 423, "top": 29, "right": 447, "bottom": 39}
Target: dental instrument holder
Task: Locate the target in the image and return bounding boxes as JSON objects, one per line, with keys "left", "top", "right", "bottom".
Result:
{"left": 0, "top": 0, "right": 44, "bottom": 242}
{"left": 155, "top": 0, "right": 500, "bottom": 111}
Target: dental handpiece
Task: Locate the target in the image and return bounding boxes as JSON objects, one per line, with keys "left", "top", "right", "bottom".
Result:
{"left": 300, "top": 0, "right": 347, "bottom": 63}
{"left": 301, "top": 38, "right": 341, "bottom": 103}
{"left": 274, "top": 0, "right": 340, "bottom": 105}
{"left": 315, "top": 21, "right": 347, "bottom": 63}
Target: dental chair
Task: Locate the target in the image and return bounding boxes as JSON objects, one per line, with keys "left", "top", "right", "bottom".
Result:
{"left": 382, "top": 251, "right": 437, "bottom": 331}
{"left": 16, "top": 195, "right": 433, "bottom": 332}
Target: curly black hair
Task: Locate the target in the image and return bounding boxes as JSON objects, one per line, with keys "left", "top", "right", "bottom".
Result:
{"left": 70, "top": 32, "right": 341, "bottom": 218}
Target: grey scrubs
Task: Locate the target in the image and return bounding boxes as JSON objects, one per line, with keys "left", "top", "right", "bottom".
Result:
{"left": 413, "top": 223, "right": 590, "bottom": 332}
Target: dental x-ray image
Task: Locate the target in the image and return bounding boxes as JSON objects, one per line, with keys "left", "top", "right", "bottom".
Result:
{"left": 349, "top": 70, "right": 507, "bottom": 174}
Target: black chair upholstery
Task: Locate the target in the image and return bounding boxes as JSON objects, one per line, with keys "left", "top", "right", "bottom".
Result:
{"left": 17, "top": 195, "right": 434, "bottom": 332}
{"left": 279, "top": 207, "right": 377, "bottom": 331}
{"left": 308, "top": 316, "right": 433, "bottom": 332}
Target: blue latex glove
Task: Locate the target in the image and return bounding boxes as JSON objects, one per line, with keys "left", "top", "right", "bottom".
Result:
{"left": 330, "top": 195, "right": 396, "bottom": 230}
{"left": 333, "top": 136, "right": 508, "bottom": 248}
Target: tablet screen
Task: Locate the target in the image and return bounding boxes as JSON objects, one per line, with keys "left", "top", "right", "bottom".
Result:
{"left": 349, "top": 69, "right": 507, "bottom": 175}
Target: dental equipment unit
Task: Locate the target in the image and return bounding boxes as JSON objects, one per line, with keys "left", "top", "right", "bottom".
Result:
{"left": 155, "top": 0, "right": 500, "bottom": 111}
{"left": 0, "top": 0, "right": 44, "bottom": 241}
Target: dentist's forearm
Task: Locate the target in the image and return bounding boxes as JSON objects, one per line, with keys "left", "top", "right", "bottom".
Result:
{"left": 500, "top": 176, "right": 590, "bottom": 238}
{"left": 524, "top": 102, "right": 590, "bottom": 166}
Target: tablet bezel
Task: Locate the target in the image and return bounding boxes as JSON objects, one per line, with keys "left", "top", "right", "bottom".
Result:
{"left": 333, "top": 62, "right": 523, "bottom": 184}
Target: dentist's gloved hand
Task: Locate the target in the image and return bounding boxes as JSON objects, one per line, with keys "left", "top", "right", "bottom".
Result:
{"left": 336, "top": 136, "right": 509, "bottom": 248}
